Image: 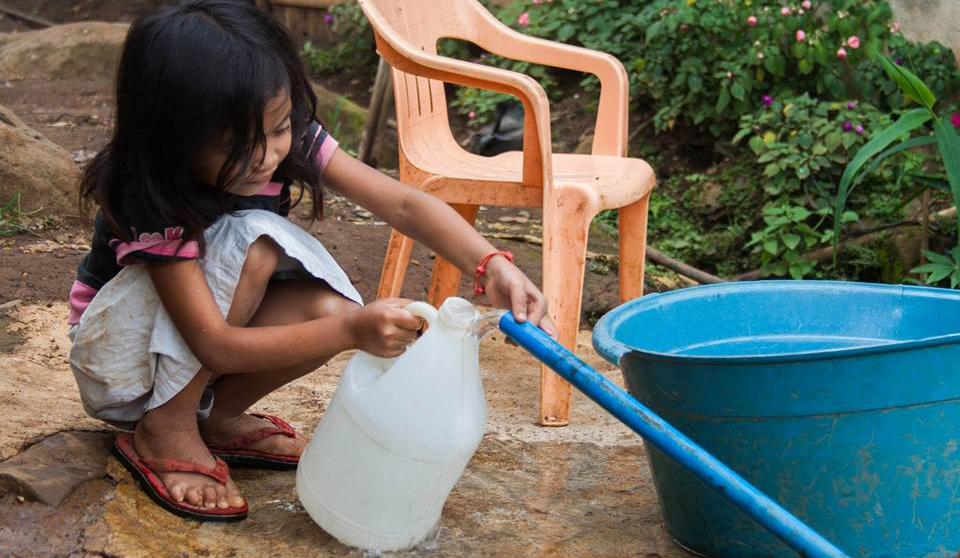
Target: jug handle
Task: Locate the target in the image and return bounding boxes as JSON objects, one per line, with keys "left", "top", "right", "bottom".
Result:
{"left": 404, "top": 301, "right": 439, "bottom": 330}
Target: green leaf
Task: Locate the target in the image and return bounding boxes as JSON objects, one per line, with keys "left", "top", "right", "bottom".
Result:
{"left": 731, "top": 82, "right": 745, "bottom": 101}
{"left": 557, "top": 23, "right": 576, "bottom": 42}
{"left": 825, "top": 132, "right": 842, "bottom": 151}
{"left": 934, "top": 119, "right": 960, "bottom": 239}
{"left": 924, "top": 264, "right": 953, "bottom": 284}
{"left": 833, "top": 108, "right": 934, "bottom": 259}
{"left": 763, "top": 239, "right": 779, "bottom": 255}
{"left": 792, "top": 43, "right": 808, "bottom": 60}
{"left": 717, "top": 87, "right": 731, "bottom": 112}
{"left": 879, "top": 55, "right": 936, "bottom": 112}
{"left": 798, "top": 58, "right": 814, "bottom": 75}
{"left": 781, "top": 233, "right": 801, "bottom": 250}
{"left": 910, "top": 263, "right": 946, "bottom": 274}
{"left": 764, "top": 163, "right": 781, "bottom": 177}
{"left": 687, "top": 75, "right": 703, "bottom": 92}
{"left": 812, "top": 144, "right": 828, "bottom": 155}
{"left": 763, "top": 56, "right": 785, "bottom": 77}
{"left": 922, "top": 250, "right": 953, "bottom": 265}
{"left": 758, "top": 150, "right": 779, "bottom": 163}
{"left": 788, "top": 264, "right": 809, "bottom": 280}
{"left": 841, "top": 211, "right": 859, "bottom": 224}
{"left": 645, "top": 20, "right": 664, "bottom": 44}
{"left": 796, "top": 166, "right": 811, "bottom": 180}
{"left": 749, "top": 136, "right": 766, "bottom": 155}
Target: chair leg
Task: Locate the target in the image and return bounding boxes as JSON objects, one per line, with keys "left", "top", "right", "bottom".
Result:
{"left": 427, "top": 204, "right": 478, "bottom": 307}
{"left": 377, "top": 229, "right": 414, "bottom": 299}
{"left": 618, "top": 195, "right": 650, "bottom": 303}
{"left": 539, "top": 190, "right": 592, "bottom": 426}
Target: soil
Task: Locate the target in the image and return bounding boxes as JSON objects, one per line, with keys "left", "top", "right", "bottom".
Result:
{"left": 0, "top": 0, "right": 163, "bottom": 32}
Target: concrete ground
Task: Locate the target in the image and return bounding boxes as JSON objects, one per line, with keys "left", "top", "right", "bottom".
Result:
{"left": 0, "top": 301, "right": 697, "bottom": 558}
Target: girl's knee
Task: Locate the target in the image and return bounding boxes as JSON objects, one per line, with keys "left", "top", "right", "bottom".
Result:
{"left": 244, "top": 235, "right": 282, "bottom": 277}
{"left": 313, "top": 291, "right": 360, "bottom": 319}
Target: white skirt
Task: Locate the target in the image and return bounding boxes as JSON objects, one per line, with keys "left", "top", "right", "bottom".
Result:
{"left": 68, "top": 210, "right": 363, "bottom": 427}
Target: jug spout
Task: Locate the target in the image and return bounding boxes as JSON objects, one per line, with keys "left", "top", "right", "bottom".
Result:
{"left": 435, "top": 297, "right": 504, "bottom": 340}
{"left": 470, "top": 309, "right": 506, "bottom": 339}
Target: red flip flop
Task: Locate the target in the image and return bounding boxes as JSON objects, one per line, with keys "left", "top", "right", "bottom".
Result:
{"left": 113, "top": 432, "right": 248, "bottom": 522}
{"left": 207, "top": 414, "right": 301, "bottom": 470}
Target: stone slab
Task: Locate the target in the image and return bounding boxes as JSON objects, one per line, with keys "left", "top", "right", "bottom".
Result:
{"left": 0, "top": 430, "right": 112, "bottom": 507}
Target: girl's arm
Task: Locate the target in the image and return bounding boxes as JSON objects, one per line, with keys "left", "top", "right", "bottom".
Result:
{"left": 147, "top": 261, "right": 421, "bottom": 374}
{"left": 322, "top": 149, "right": 555, "bottom": 332}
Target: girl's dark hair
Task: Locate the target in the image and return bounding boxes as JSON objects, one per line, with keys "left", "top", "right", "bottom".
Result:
{"left": 80, "top": 0, "right": 322, "bottom": 246}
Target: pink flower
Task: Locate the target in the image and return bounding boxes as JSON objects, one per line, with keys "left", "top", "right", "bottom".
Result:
{"left": 763, "top": 95, "right": 774, "bottom": 106}
{"left": 890, "top": 21, "right": 901, "bottom": 34}
{"left": 837, "top": 47, "right": 848, "bottom": 60}
{"left": 847, "top": 101, "right": 858, "bottom": 109}
{"left": 854, "top": 124, "right": 865, "bottom": 135}
{"left": 801, "top": 0, "right": 812, "bottom": 8}
{"left": 757, "top": 52, "right": 765, "bottom": 60}
{"left": 780, "top": 6, "right": 791, "bottom": 15}
{"left": 518, "top": 12, "right": 530, "bottom": 27}
{"left": 747, "top": 15, "right": 758, "bottom": 26}
{"left": 847, "top": 36, "right": 861, "bottom": 49}
{"left": 468, "top": 111, "right": 477, "bottom": 120}
{"left": 323, "top": 13, "right": 333, "bottom": 25}
{"left": 952, "top": 113, "right": 960, "bottom": 128}
{"left": 533, "top": 0, "right": 542, "bottom": 3}
{"left": 842, "top": 120, "right": 853, "bottom": 132}
{"left": 796, "top": 29, "right": 806, "bottom": 42}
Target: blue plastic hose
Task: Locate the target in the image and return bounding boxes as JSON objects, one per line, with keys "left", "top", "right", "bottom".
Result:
{"left": 499, "top": 313, "right": 849, "bottom": 558}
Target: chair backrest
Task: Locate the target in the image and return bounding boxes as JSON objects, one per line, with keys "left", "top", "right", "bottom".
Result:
{"left": 362, "top": 0, "right": 479, "bottom": 154}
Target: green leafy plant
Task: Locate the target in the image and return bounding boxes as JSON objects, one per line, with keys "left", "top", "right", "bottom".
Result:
{"left": 734, "top": 94, "right": 893, "bottom": 199}
{"left": 911, "top": 247, "right": 960, "bottom": 288}
{"left": 449, "top": 88, "right": 513, "bottom": 125}
{"left": 301, "top": 4, "right": 377, "bottom": 76}
{"left": 746, "top": 203, "right": 855, "bottom": 279}
{"left": 833, "top": 55, "right": 960, "bottom": 287}
{"left": 633, "top": 0, "right": 960, "bottom": 138}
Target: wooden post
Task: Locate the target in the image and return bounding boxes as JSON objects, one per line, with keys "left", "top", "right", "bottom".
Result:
{"left": 359, "top": 57, "right": 393, "bottom": 165}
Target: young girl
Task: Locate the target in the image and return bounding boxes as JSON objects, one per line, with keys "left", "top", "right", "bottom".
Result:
{"left": 68, "top": 0, "right": 554, "bottom": 522}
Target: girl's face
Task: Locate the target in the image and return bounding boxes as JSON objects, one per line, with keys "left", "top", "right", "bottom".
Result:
{"left": 197, "top": 92, "right": 293, "bottom": 195}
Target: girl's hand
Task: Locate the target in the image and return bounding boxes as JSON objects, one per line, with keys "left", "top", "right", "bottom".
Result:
{"left": 346, "top": 298, "right": 423, "bottom": 357}
{"left": 482, "top": 256, "right": 558, "bottom": 337}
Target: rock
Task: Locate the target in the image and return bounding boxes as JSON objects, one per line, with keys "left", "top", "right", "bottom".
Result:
{"left": 0, "top": 104, "right": 80, "bottom": 214}
{"left": 0, "top": 431, "right": 112, "bottom": 507}
{"left": 0, "top": 102, "right": 59, "bottom": 149}
{"left": 0, "top": 22, "right": 128, "bottom": 81}
{"left": 0, "top": 356, "right": 102, "bottom": 461}
{"left": 310, "top": 80, "right": 397, "bottom": 168}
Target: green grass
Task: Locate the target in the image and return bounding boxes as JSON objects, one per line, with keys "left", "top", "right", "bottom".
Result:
{"left": 0, "top": 193, "right": 40, "bottom": 236}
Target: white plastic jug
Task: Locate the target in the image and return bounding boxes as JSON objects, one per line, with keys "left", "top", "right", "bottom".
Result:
{"left": 296, "top": 297, "right": 494, "bottom": 551}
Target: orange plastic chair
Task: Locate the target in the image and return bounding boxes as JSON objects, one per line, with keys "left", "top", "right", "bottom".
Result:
{"left": 358, "top": 0, "right": 655, "bottom": 426}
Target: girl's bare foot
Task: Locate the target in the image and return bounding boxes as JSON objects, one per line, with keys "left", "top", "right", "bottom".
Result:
{"left": 134, "top": 413, "right": 246, "bottom": 510}
{"left": 199, "top": 412, "right": 307, "bottom": 457}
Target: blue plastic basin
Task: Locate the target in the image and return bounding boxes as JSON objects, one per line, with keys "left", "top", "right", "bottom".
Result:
{"left": 593, "top": 281, "right": 960, "bottom": 558}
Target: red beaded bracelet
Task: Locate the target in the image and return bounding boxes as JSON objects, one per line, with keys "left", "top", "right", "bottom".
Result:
{"left": 474, "top": 250, "right": 514, "bottom": 295}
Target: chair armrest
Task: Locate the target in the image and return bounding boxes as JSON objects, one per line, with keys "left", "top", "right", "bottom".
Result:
{"left": 463, "top": 0, "right": 629, "bottom": 157}
{"left": 358, "top": 0, "right": 553, "bottom": 189}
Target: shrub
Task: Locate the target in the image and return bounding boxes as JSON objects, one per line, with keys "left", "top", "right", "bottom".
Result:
{"left": 733, "top": 94, "right": 894, "bottom": 203}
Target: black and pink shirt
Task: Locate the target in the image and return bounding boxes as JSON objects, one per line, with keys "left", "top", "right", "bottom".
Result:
{"left": 68, "top": 121, "right": 338, "bottom": 325}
